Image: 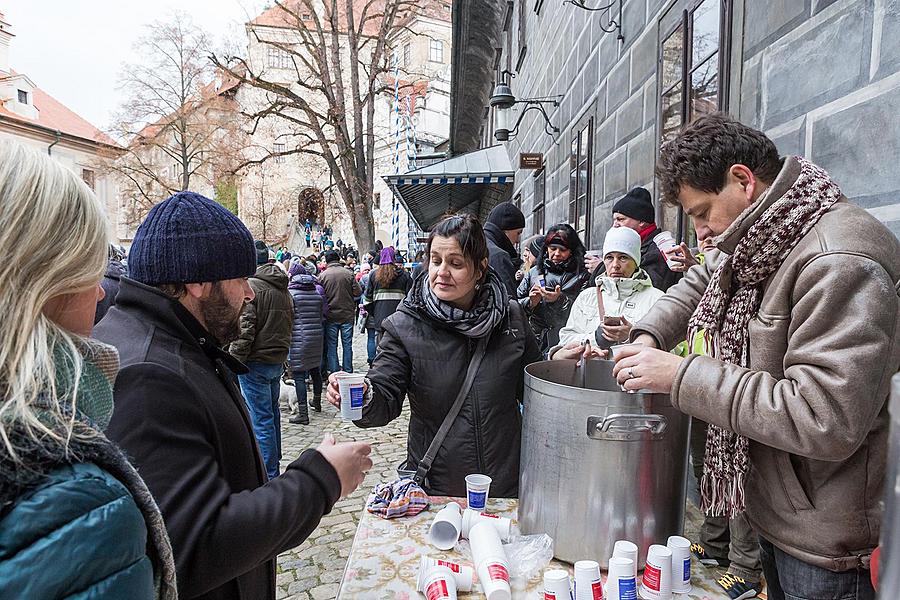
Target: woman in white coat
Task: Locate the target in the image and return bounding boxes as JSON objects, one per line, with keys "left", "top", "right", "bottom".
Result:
{"left": 551, "top": 227, "right": 664, "bottom": 359}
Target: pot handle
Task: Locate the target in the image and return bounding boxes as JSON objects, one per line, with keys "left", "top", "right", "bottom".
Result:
{"left": 587, "top": 413, "right": 668, "bottom": 441}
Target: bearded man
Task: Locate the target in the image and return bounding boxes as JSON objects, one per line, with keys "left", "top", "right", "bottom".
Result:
{"left": 94, "top": 192, "right": 372, "bottom": 600}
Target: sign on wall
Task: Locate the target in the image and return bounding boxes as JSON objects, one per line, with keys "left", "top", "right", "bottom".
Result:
{"left": 519, "top": 152, "right": 543, "bottom": 169}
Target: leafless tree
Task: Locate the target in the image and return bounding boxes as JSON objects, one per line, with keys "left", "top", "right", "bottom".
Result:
{"left": 241, "top": 164, "right": 292, "bottom": 243}
{"left": 211, "top": 0, "right": 428, "bottom": 251}
{"left": 101, "top": 12, "right": 248, "bottom": 225}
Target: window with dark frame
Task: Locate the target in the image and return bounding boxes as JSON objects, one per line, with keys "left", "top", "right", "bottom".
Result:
{"left": 81, "top": 169, "right": 95, "bottom": 190}
{"left": 17, "top": 89, "right": 27, "bottom": 104}
{"left": 532, "top": 167, "right": 546, "bottom": 235}
{"left": 374, "top": 192, "right": 381, "bottom": 210}
{"left": 658, "top": 0, "right": 731, "bottom": 243}
{"left": 403, "top": 43, "right": 411, "bottom": 66}
{"left": 516, "top": 0, "right": 528, "bottom": 71}
{"left": 568, "top": 115, "right": 593, "bottom": 246}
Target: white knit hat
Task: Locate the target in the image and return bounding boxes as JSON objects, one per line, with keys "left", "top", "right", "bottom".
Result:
{"left": 602, "top": 227, "right": 641, "bottom": 265}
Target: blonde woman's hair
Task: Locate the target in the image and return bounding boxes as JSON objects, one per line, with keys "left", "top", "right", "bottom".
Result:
{"left": 0, "top": 140, "right": 109, "bottom": 460}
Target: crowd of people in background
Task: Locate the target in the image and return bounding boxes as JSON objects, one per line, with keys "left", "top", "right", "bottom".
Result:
{"left": 3, "top": 111, "right": 899, "bottom": 600}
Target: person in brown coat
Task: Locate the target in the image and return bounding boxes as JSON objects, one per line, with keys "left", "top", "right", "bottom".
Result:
{"left": 611, "top": 113, "right": 900, "bottom": 600}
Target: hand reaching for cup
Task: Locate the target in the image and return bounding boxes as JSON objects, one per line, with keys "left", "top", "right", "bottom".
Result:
{"left": 553, "top": 340, "right": 608, "bottom": 361}
{"left": 316, "top": 433, "right": 373, "bottom": 498}
{"left": 326, "top": 371, "right": 369, "bottom": 409}
{"left": 667, "top": 242, "right": 699, "bottom": 273}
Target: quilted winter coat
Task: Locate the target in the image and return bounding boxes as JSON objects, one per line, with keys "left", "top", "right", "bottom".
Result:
{"left": 288, "top": 273, "right": 326, "bottom": 374}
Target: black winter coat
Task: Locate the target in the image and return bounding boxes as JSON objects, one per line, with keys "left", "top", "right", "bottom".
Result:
{"left": 517, "top": 265, "right": 591, "bottom": 352}
{"left": 288, "top": 274, "right": 325, "bottom": 374}
{"left": 363, "top": 267, "right": 413, "bottom": 331}
{"left": 356, "top": 297, "right": 541, "bottom": 498}
{"left": 94, "top": 278, "right": 341, "bottom": 600}
{"left": 484, "top": 222, "right": 522, "bottom": 297}
{"left": 640, "top": 227, "right": 682, "bottom": 292}
{"left": 94, "top": 259, "right": 126, "bottom": 324}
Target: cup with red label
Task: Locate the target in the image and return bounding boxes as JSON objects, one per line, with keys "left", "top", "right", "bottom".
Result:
{"left": 666, "top": 536, "right": 691, "bottom": 594}
{"left": 335, "top": 373, "right": 365, "bottom": 420}
{"left": 427, "top": 502, "right": 462, "bottom": 550}
{"left": 605, "top": 556, "right": 637, "bottom": 600}
{"left": 418, "top": 556, "right": 473, "bottom": 592}
{"left": 461, "top": 508, "right": 511, "bottom": 540}
{"left": 470, "top": 521, "right": 511, "bottom": 600}
{"left": 420, "top": 565, "right": 458, "bottom": 600}
{"left": 543, "top": 569, "right": 572, "bottom": 600}
{"left": 652, "top": 231, "right": 681, "bottom": 270}
{"left": 465, "top": 474, "right": 492, "bottom": 510}
{"left": 476, "top": 558, "right": 511, "bottom": 600}
{"left": 573, "top": 560, "right": 604, "bottom": 600}
{"left": 612, "top": 540, "right": 639, "bottom": 580}
{"left": 640, "top": 544, "right": 673, "bottom": 600}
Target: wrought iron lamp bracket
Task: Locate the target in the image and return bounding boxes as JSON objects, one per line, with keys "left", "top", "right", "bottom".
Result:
{"left": 563, "top": 0, "right": 624, "bottom": 43}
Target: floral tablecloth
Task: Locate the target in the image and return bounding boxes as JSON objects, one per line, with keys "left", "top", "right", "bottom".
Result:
{"left": 336, "top": 496, "right": 744, "bottom": 599}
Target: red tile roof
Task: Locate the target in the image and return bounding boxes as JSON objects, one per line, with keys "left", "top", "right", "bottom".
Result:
{"left": 250, "top": 0, "right": 449, "bottom": 34}
{"left": 0, "top": 70, "right": 117, "bottom": 147}
{"left": 385, "top": 77, "right": 430, "bottom": 114}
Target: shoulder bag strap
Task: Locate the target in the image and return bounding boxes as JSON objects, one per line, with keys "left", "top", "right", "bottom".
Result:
{"left": 413, "top": 335, "right": 490, "bottom": 485}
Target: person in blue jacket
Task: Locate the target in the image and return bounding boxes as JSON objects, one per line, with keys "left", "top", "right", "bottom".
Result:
{"left": 0, "top": 140, "right": 177, "bottom": 599}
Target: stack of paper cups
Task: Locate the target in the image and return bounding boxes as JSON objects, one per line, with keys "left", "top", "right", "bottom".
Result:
{"left": 427, "top": 503, "right": 462, "bottom": 550}
{"left": 335, "top": 373, "right": 365, "bottom": 419}
{"left": 573, "top": 560, "right": 604, "bottom": 600}
{"left": 469, "top": 521, "right": 511, "bottom": 600}
{"left": 543, "top": 569, "right": 572, "bottom": 600}
{"left": 666, "top": 536, "right": 692, "bottom": 594}
{"left": 461, "top": 508, "right": 511, "bottom": 540}
{"left": 605, "top": 557, "right": 637, "bottom": 600}
{"left": 418, "top": 556, "right": 474, "bottom": 592}
{"left": 465, "top": 474, "right": 492, "bottom": 510}
{"left": 640, "top": 545, "right": 673, "bottom": 600}
{"left": 419, "top": 564, "right": 458, "bottom": 600}
{"left": 652, "top": 231, "right": 680, "bottom": 269}
{"left": 612, "top": 540, "right": 639, "bottom": 580}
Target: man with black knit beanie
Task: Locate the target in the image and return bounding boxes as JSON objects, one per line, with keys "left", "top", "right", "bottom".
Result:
{"left": 94, "top": 191, "right": 372, "bottom": 600}
{"left": 484, "top": 201, "right": 526, "bottom": 296}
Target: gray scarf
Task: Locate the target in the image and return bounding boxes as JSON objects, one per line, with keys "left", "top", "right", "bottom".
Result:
{"left": 408, "top": 270, "right": 509, "bottom": 338}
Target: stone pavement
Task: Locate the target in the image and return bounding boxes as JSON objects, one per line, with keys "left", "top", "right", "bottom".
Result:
{"left": 275, "top": 330, "right": 409, "bottom": 600}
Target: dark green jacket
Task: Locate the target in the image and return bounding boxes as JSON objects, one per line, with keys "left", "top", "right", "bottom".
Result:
{"left": 231, "top": 264, "right": 293, "bottom": 364}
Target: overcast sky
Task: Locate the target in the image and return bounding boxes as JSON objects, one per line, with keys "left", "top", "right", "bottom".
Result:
{"left": 5, "top": 0, "right": 268, "bottom": 131}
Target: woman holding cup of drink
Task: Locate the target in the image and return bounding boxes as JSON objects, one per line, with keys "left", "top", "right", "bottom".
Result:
{"left": 326, "top": 214, "right": 541, "bottom": 497}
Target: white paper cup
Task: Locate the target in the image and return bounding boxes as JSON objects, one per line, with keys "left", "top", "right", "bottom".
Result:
{"left": 419, "top": 556, "right": 474, "bottom": 592}
{"left": 543, "top": 569, "right": 572, "bottom": 600}
{"left": 335, "top": 373, "right": 365, "bottom": 419}
{"left": 427, "top": 503, "right": 462, "bottom": 550}
{"left": 573, "top": 560, "right": 603, "bottom": 600}
{"left": 465, "top": 474, "right": 492, "bottom": 510}
{"left": 609, "top": 343, "right": 643, "bottom": 361}
{"left": 475, "top": 557, "right": 511, "bottom": 600}
{"left": 469, "top": 521, "right": 506, "bottom": 564}
{"left": 640, "top": 544, "right": 673, "bottom": 600}
{"left": 666, "top": 536, "right": 692, "bottom": 594}
{"left": 612, "top": 540, "right": 639, "bottom": 580}
{"left": 419, "top": 564, "right": 458, "bottom": 600}
{"left": 461, "top": 508, "right": 511, "bottom": 540}
{"left": 653, "top": 231, "right": 680, "bottom": 270}
{"left": 606, "top": 557, "right": 637, "bottom": 600}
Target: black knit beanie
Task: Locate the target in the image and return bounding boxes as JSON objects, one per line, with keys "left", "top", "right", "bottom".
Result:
{"left": 129, "top": 191, "right": 256, "bottom": 285}
{"left": 486, "top": 201, "right": 526, "bottom": 231}
{"left": 612, "top": 187, "right": 655, "bottom": 224}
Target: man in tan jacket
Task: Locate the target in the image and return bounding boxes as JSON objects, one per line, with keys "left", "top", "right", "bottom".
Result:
{"left": 613, "top": 113, "right": 900, "bottom": 600}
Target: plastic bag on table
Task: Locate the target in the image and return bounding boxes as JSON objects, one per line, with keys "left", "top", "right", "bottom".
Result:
{"left": 502, "top": 533, "right": 554, "bottom": 591}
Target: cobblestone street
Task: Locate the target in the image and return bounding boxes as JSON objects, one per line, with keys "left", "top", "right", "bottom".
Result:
{"left": 275, "top": 331, "right": 408, "bottom": 600}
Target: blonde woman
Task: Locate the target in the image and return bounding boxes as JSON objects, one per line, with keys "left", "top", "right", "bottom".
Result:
{"left": 0, "top": 141, "right": 177, "bottom": 599}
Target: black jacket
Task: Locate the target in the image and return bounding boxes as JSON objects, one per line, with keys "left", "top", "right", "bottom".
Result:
{"left": 94, "top": 278, "right": 341, "bottom": 600}
{"left": 484, "top": 222, "right": 522, "bottom": 297}
{"left": 517, "top": 265, "right": 591, "bottom": 352}
{"left": 639, "top": 227, "right": 682, "bottom": 292}
{"left": 288, "top": 274, "right": 325, "bottom": 374}
{"left": 94, "top": 259, "right": 127, "bottom": 324}
{"left": 231, "top": 264, "right": 293, "bottom": 364}
{"left": 363, "top": 267, "right": 413, "bottom": 331}
{"left": 356, "top": 297, "right": 541, "bottom": 498}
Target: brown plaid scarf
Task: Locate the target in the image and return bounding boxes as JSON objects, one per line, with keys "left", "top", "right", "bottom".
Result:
{"left": 687, "top": 157, "right": 842, "bottom": 518}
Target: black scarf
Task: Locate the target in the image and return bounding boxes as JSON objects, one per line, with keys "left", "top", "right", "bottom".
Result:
{"left": 406, "top": 270, "right": 508, "bottom": 338}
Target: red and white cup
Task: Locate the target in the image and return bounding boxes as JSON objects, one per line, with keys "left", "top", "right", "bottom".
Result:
{"left": 420, "top": 564, "right": 458, "bottom": 600}
{"left": 573, "top": 560, "right": 604, "bottom": 600}
{"left": 418, "top": 556, "right": 474, "bottom": 592}
{"left": 470, "top": 521, "right": 511, "bottom": 600}
{"left": 652, "top": 231, "right": 681, "bottom": 270}
{"left": 543, "top": 569, "right": 572, "bottom": 600}
{"left": 612, "top": 540, "right": 639, "bottom": 580}
{"left": 666, "top": 536, "right": 692, "bottom": 594}
{"left": 461, "top": 508, "right": 511, "bottom": 540}
{"left": 427, "top": 502, "right": 462, "bottom": 551}
{"left": 640, "top": 544, "right": 673, "bottom": 600}
{"left": 605, "top": 556, "right": 637, "bottom": 600}
{"left": 335, "top": 372, "right": 365, "bottom": 419}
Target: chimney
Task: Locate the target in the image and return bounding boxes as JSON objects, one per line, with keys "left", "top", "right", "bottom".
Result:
{"left": 0, "top": 12, "right": 13, "bottom": 75}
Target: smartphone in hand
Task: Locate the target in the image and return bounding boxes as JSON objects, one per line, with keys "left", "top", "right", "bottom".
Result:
{"left": 603, "top": 316, "right": 623, "bottom": 326}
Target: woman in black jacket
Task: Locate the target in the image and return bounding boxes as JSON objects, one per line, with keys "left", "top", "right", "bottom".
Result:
{"left": 517, "top": 224, "right": 591, "bottom": 355}
{"left": 362, "top": 246, "right": 413, "bottom": 365}
{"left": 326, "top": 214, "right": 541, "bottom": 498}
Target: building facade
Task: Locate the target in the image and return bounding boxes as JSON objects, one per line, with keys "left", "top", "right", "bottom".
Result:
{"left": 452, "top": 0, "right": 900, "bottom": 246}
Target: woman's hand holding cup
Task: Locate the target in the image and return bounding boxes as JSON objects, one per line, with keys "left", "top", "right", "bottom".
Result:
{"left": 326, "top": 371, "right": 369, "bottom": 409}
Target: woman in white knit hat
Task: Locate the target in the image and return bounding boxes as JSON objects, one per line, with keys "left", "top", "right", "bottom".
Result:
{"left": 551, "top": 227, "right": 664, "bottom": 360}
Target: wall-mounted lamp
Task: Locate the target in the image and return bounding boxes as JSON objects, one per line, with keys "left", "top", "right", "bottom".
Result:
{"left": 564, "top": 0, "right": 624, "bottom": 43}
{"left": 490, "top": 76, "right": 561, "bottom": 142}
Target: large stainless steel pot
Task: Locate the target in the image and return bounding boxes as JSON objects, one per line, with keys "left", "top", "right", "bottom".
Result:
{"left": 518, "top": 359, "right": 691, "bottom": 568}
{"left": 878, "top": 372, "right": 900, "bottom": 597}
